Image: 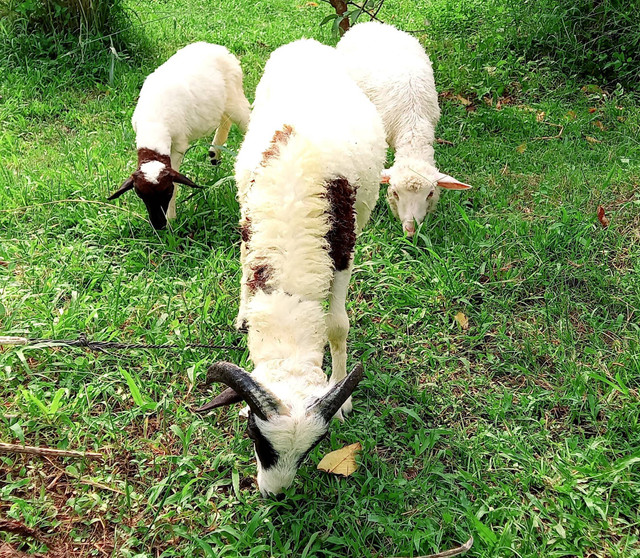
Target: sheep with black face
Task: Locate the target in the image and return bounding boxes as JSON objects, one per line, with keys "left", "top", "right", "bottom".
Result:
{"left": 109, "top": 42, "right": 250, "bottom": 229}
{"left": 197, "top": 39, "right": 386, "bottom": 496}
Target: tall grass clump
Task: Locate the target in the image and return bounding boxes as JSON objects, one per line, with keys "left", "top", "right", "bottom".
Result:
{"left": 1, "top": 0, "right": 127, "bottom": 38}
{"left": 515, "top": 0, "right": 639, "bottom": 89}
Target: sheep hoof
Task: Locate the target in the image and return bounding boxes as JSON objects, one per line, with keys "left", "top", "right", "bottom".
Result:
{"left": 209, "top": 150, "right": 221, "bottom": 166}
{"left": 340, "top": 396, "right": 353, "bottom": 418}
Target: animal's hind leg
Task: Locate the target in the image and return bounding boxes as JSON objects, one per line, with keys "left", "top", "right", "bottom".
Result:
{"left": 210, "top": 114, "right": 232, "bottom": 166}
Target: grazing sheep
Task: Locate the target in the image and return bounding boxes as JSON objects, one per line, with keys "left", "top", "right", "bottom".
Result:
{"left": 108, "top": 42, "right": 250, "bottom": 229}
{"left": 336, "top": 21, "right": 471, "bottom": 236}
{"left": 197, "top": 39, "right": 387, "bottom": 496}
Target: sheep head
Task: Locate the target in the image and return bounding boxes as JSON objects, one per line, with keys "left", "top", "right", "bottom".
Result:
{"left": 108, "top": 149, "right": 202, "bottom": 230}
{"left": 198, "top": 361, "right": 364, "bottom": 497}
{"left": 382, "top": 160, "right": 471, "bottom": 236}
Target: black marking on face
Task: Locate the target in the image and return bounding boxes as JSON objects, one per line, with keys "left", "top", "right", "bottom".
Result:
{"left": 247, "top": 412, "right": 279, "bottom": 470}
{"left": 139, "top": 186, "right": 173, "bottom": 230}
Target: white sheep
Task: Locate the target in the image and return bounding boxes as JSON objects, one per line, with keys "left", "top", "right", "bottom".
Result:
{"left": 336, "top": 21, "right": 471, "bottom": 236}
{"left": 197, "top": 39, "right": 387, "bottom": 496}
{"left": 108, "top": 42, "right": 251, "bottom": 229}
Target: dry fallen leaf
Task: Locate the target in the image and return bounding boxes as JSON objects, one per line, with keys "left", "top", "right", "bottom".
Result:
{"left": 536, "top": 111, "right": 546, "bottom": 122}
{"left": 566, "top": 110, "right": 577, "bottom": 119}
{"left": 588, "top": 107, "right": 598, "bottom": 114}
{"left": 593, "top": 120, "right": 605, "bottom": 130}
{"left": 306, "top": 1, "right": 318, "bottom": 5}
{"left": 317, "top": 442, "right": 361, "bottom": 476}
{"left": 454, "top": 312, "right": 469, "bottom": 331}
{"left": 585, "top": 136, "right": 601, "bottom": 144}
{"left": 597, "top": 205, "right": 610, "bottom": 228}
{"left": 456, "top": 94, "right": 472, "bottom": 106}
{"left": 516, "top": 143, "right": 527, "bottom": 154}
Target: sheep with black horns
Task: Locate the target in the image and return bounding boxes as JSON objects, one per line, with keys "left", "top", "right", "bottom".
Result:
{"left": 108, "top": 42, "right": 250, "bottom": 229}
{"left": 337, "top": 22, "right": 471, "bottom": 236}
{"left": 196, "top": 39, "right": 386, "bottom": 496}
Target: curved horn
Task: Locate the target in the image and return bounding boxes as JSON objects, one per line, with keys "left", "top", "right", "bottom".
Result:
{"left": 108, "top": 176, "right": 135, "bottom": 200}
{"left": 170, "top": 170, "right": 203, "bottom": 189}
{"left": 194, "top": 387, "right": 243, "bottom": 413}
{"left": 205, "top": 361, "right": 284, "bottom": 420}
{"left": 308, "top": 363, "right": 365, "bottom": 421}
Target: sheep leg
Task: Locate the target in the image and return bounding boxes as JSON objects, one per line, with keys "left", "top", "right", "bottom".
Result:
{"left": 235, "top": 240, "right": 250, "bottom": 331}
{"left": 168, "top": 150, "right": 185, "bottom": 221}
{"left": 326, "top": 265, "right": 353, "bottom": 417}
{"left": 209, "top": 114, "right": 232, "bottom": 166}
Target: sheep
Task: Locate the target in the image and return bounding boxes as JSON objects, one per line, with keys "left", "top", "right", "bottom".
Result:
{"left": 336, "top": 21, "right": 471, "bottom": 236}
{"left": 108, "top": 42, "right": 251, "bottom": 229}
{"left": 196, "top": 39, "right": 387, "bottom": 496}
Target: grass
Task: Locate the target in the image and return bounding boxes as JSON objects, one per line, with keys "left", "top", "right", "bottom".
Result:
{"left": 1, "top": 0, "right": 639, "bottom": 557}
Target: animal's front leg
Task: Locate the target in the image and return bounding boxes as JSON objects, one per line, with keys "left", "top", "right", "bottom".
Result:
{"left": 168, "top": 150, "right": 185, "bottom": 221}
{"left": 235, "top": 240, "right": 250, "bottom": 332}
{"left": 326, "top": 266, "right": 353, "bottom": 417}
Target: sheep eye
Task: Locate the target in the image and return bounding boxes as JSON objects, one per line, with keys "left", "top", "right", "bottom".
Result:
{"left": 427, "top": 191, "right": 434, "bottom": 199}
{"left": 391, "top": 190, "right": 399, "bottom": 200}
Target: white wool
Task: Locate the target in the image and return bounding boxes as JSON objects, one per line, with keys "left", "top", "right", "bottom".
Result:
{"left": 232, "top": 38, "right": 386, "bottom": 495}
{"left": 337, "top": 22, "right": 452, "bottom": 232}
{"left": 140, "top": 160, "right": 166, "bottom": 184}
{"left": 133, "top": 42, "right": 250, "bottom": 156}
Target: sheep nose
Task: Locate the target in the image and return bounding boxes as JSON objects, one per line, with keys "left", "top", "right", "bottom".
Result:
{"left": 403, "top": 222, "right": 415, "bottom": 236}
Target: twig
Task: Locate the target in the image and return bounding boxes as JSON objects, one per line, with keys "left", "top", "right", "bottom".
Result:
{"left": 532, "top": 122, "right": 564, "bottom": 141}
{"left": 391, "top": 536, "right": 473, "bottom": 558}
{"left": 0, "top": 442, "right": 102, "bottom": 460}
{"left": 436, "top": 138, "right": 455, "bottom": 146}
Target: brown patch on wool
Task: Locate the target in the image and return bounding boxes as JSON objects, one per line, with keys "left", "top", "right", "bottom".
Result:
{"left": 246, "top": 261, "right": 273, "bottom": 293}
{"left": 240, "top": 216, "right": 252, "bottom": 245}
{"left": 325, "top": 177, "right": 356, "bottom": 272}
{"left": 137, "top": 147, "right": 171, "bottom": 168}
{"left": 261, "top": 124, "right": 294, "bottom": 165}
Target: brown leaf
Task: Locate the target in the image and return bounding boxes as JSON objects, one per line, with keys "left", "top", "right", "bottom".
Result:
{"left": 593, "top": 120, "right": 605, "bottom": 130}
{"left": 454, "top": 312, "right": 469, "bottom": 331}
{"left": 588, "top": 107, "right": 597, "bottom": 114}
{"left": 456, "top": 94, "right": 472, "bottom": 106}
{"left": 585, "top": 136, "right": 601, "bottom": 144}
{"left": 516, "top": 143, "right": 527, "bottom": 154}
{"left": 536, "top": 111, "right": 546, "bottom": 122}
{"left": 436, "top": 138, "right": 455, "bottom": 146}
{"left": 306, "top": 1, "right": 318, "bottom": 5}
{"left": 566, "top": 110, "right": 577, "bottom": 119}
{"left": 597, "top": 206, "right": 610, "bottom": 228}
{"left": 0, "top": 260, "right": 8, "bottom": 267}
{"left": 317, "top": 442, "right": 361, "bottom": 476}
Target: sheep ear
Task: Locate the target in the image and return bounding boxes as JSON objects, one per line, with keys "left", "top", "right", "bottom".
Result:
{"left": 436, "top": 175, "right": 472, "bottom": 190}
{"left": 202, "top": 361, "right": 286, "bottom": 420}
{"left": 380, "top": 171, "right": 391, "bottom": 185}
{"left": 194, "top": 387, "right": 243, "bottom": 413}
{"left": 170, "top": 169, "right": 203, "bottom": 189}
{"left": 308, "top": 363, "right": 364, "bottom": 421}
{"left": 108, "top": 176, "right": 135, "bottom": 200}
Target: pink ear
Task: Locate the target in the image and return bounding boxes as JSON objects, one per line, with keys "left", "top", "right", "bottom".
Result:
{"left": 437, "top": 174, "right": 472, "bottom": 190}
{"left": 380, "top": 171, "right": 391, "bottom": 185}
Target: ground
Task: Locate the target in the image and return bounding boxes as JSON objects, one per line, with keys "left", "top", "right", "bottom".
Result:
{"left": 0, "top": 0, "right": 639, "bottom": 557}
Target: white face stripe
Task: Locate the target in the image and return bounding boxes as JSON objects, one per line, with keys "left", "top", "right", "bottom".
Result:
{"left": 140, "top": 160, "right": 166, "bottom": 184}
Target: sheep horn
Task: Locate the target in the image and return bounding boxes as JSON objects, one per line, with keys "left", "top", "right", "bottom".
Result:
{"left": 194, "top": 387, "right": 243, "bottom": 413}
{"left": 308, "top": 363, "right": 364, "bottom": 421}
{"left": 170, "top": 170, "right": 203, "bottom": 189}
{"left": 203, "top": 361, "right": 284, "bottom": 421}
{"left": 108, "top": 176, "right": 134, "bottom": 200}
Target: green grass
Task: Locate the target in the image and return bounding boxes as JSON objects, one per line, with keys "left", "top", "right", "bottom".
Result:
{"left": 1, "top": 1, "right": 640, "bottom": 557}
